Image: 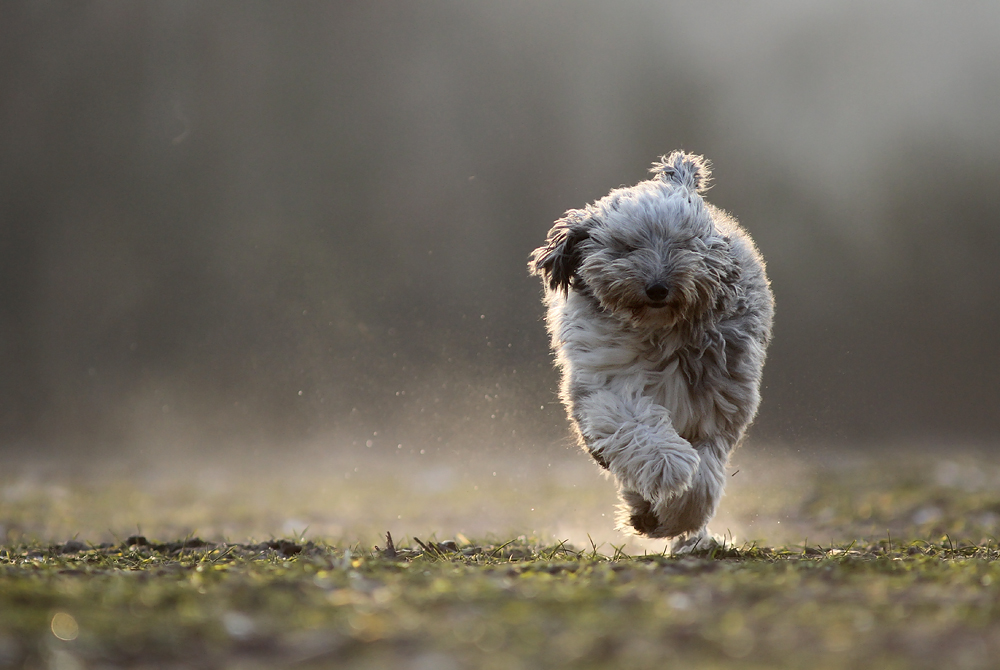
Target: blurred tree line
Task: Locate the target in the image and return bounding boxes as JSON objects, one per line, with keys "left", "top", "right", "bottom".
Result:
{"left": 1, "top": 2, "right": 998, "bottom": 453}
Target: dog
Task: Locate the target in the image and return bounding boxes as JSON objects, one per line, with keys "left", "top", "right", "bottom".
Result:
{"left": 530, "top": 152, "right": 773, "bottom": 549}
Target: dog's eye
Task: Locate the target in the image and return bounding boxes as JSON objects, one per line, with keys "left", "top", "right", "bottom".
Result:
{"left": 619, "top": 244, "right": 637, "bottom": 254}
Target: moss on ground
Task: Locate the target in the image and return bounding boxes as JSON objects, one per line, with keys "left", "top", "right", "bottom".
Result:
{"left": 2, "top": 534, "right": 1000, "bottom": 669}
{"left": 4, "top": 446, "right": 1000, "bottom": 668}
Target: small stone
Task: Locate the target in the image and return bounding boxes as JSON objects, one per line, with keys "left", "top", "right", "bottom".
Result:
{"left": 59, "top": 541, "right": 87, "bottom": 554}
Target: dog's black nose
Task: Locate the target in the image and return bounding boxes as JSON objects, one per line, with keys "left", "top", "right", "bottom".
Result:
{"left": 645, "top": 282, "right": 669, "bottom": 302}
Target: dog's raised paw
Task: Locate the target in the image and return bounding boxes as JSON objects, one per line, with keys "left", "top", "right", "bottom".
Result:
{"left": 627, "top": 440, "right": 701, "bottom": 508}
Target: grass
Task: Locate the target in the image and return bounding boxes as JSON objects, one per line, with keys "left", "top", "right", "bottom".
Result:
{"left": 3, "top": 445, "right": 1000, "bottom": 668}
{"left": 3, "top": 535, "right": 1000, "bottom": 669}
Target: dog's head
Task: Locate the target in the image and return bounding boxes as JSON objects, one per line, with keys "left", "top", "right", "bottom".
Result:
{"left": 530, "top": 152, "right": 740, "bottom": 330}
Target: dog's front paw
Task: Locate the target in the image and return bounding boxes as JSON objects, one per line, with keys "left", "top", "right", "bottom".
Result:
{"left": 670, "top": 530, "right": 728, "bottom": 555}
{"left": 610, "top": 429, "right": 700, "bottom": 507}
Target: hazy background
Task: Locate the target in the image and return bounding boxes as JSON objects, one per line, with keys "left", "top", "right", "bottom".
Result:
{"left": 3, "top": 1, "right": 999, "bottom": 462}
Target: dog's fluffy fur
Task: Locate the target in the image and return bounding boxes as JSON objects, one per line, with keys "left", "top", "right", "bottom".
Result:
{"left": 530, "top": 152, "right": 773, "bottom": 545}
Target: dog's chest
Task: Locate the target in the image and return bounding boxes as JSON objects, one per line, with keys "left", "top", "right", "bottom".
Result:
{"left": 641, "top": 352, "right": 701, "bottom": 439}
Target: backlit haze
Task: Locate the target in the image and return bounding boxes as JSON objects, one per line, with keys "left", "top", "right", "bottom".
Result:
{"left": 2, "top": 2, "right": 998, "bottom": 550}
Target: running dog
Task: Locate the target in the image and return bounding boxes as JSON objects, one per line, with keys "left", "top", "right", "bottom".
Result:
{"left": 530, "top": 152, "right": 773, "bottom": 548}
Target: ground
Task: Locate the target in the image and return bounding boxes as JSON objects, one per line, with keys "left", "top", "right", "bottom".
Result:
{"left": 2, "top": 442, "right": 1000, "bottom": 668}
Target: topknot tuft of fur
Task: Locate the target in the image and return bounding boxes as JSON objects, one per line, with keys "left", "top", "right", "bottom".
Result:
{"left": 649, "top": 151, "right": 712, "bottom": 193}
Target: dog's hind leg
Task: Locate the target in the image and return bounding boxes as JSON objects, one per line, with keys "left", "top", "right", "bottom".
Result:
{"left": 648, "top": 438, "right": 729, "bottom": 538}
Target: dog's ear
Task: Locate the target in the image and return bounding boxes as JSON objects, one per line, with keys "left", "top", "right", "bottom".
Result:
{"left": 650, "top": 152, "right": 712, "bottom": 194}
{"left": 529, "top": 210, "right": 592, "bottom": 293}
{"left": 704, "top": 236, "right": 742, "bottom": 311}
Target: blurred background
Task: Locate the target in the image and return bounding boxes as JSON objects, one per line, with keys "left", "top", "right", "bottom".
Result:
{"left": 2, "top": 1, "right": 999, "bottom": 467}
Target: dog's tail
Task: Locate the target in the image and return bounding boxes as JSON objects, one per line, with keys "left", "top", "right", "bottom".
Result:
{"left": 650, "top": 151, "right": 712, "bottom": 194}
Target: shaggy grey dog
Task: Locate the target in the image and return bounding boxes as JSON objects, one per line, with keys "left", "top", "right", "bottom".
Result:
{"left": 530, "top": 152, "right": 773, "bottom": 547}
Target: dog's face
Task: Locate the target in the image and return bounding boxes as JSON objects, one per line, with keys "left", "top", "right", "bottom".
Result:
{"left": 531, "top": 154, "right": 739, "bottom": 331}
